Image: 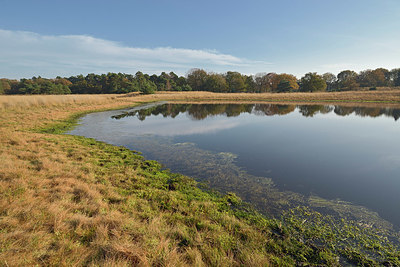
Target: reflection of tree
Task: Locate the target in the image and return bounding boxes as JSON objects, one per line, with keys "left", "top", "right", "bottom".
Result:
{"left": 187, "top": 105, "right": 213, "bottom": 120}
{"left": 253, "top": 104, "right": 296, "bottom": 116}
{"left": 354, "top": 108, "right": 382, "bottom": 118}
{"left": 225, "top": 104, "right": 253, "bottom": 117}
{"left": 112, "top": 103, "right": 400, "bottom": 121}
{"left": 334, "top": 106, "right": 355, "bottom": 116}
{"left": 333, "top": 106, "right": 400, "bottom": 120}
{"left": 298, "top": 105, "right": 332, "bottom": 117}
{"left": 319, "top": 105, "right": 334, "bottom": 114}
{"left": 389, "top": 109, "right": 400, "bottom": 121}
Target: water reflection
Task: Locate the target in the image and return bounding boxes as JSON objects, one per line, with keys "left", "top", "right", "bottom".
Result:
{"left": 112, "top": 103, "right": 400, "bottom": 121}
{"left": 70, "top": 102, "right": 400, "bottom": 230}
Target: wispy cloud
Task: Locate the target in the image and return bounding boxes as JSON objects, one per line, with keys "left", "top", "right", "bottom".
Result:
{"left": 0, "top": 29, "right": 271, "bottom": 78}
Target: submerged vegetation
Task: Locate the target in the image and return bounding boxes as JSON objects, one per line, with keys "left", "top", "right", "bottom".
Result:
{"left": 1, "top": 94, "right": 400, "bottom": 266}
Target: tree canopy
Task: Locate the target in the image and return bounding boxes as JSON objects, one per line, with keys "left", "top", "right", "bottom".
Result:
{"left": 1, "top": 67, "right": 400, "bottom": 95}
{"left": 300, "top": 73, "right": 327, "bottom": 92}
{"left": 337, "top": 70, "right": 359, "bottom": 91}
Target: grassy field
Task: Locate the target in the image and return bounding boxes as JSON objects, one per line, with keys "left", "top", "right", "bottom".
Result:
{"left": 0, "top": 94, "right": 120, "bottom": 110}
{"left": 1, "top": 92, "right": 400, "bottom": 266}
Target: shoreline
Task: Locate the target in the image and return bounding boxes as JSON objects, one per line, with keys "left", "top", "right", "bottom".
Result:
{"left": 2, "top": 90, "right": 400, "bottom": 110}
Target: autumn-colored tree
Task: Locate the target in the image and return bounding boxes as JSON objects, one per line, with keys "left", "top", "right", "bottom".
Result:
{"left": 0, "top": 79, "right": 11, "bottom": 94}
{"left": 337, "top": 70, "right": 359, "bottom": 91}
{"left": 272, "top": 74, "right": 299, "bottom": 92}
{"left": 357, "top": 68, "right": 388, "bottom": 87}
{"left": 54, "top": 76, "right": 72, "bottom": 86}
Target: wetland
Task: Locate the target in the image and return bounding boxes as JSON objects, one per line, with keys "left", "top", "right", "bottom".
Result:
{"left": 69, "top": 102, "right": 400, "bottom": 230}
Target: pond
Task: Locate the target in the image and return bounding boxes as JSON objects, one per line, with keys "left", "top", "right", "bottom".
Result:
{"left": 68, "top": 102, "right": 400, "bottom": 229}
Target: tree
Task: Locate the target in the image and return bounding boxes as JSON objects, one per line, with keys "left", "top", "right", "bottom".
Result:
{"left": 322, "top": 73, "right": 337, "bottom": 91}
{"left": 277, "top": 80, "right": 293, "bottom": 92}
{"left": 178, "top": 84, "right": 192, "bottom": 91}
{"left": 375, "top": 68, "right": 390, "bottom": 86}
{"left": 55, "top": 77, "right": 72, "bottom": 86}
{"left": 272, "top": 74, "right": 299, "bottom": 92}
{"left": 205, "top": 74, "right": 228, "bottom": 92}
{"left": 135, "top": 71, "right": 156, "bottom": 94}
{"left": 244, "top": 75, "right": 256, "bottom": 93}
{"left": 299, "top": 72, "right": 327, "bottom": 92}
{"left": 254, "top": 73, "right": 274, "bottom": 93}
{"left": 0, "top": 79, "right": 11, "bottom": 94}
{"left": 357, "top": 68, "right": 388, "bottom": 87}
{"left": 187, "top": 69, "right": 208, "bottom": 91}
{"left": 390, "top": 68, "right": 400, "bottom": 86}
{"left": 225, "top": 71, "right": 246, "bottom": 92}
{"left": 337, "top": 70, "right": 359, "bottom": 91}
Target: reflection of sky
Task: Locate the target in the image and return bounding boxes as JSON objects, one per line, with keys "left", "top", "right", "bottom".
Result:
{"left": 70, "top": 111, "right": 245, "bottom": 138}
{"left": 124, "top": 114, "right": 242, "bottom": 136}
{"left": 69, "top": 104, "right": 400, "bottom": 227}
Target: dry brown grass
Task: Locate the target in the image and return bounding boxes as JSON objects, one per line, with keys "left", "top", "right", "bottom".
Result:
{"left": 125, "top": 90, "right": 400, "bottom": 104}
{"left": 1, "top": 90, "right": 399, "bottom": 112}
{"left": 1, "top": 91, "right": 399, "bottom": 266}
{"left": 0, "top": 94, "right": 121, "bottom": 110}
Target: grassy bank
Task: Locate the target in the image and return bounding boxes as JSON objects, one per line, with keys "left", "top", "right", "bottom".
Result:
{"left": 1, "top": 93, "right": 400, "bottom": 266}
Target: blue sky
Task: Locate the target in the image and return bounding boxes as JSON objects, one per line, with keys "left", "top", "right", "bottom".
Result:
{"left": 1, "top": 0, "right": 400, "bottom": 78}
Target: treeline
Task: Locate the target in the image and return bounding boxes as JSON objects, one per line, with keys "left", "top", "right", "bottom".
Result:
{"left": 0, "top": 72, "right": 189, "bottom": 95}
{"left": 186, "top": 68, "right": 400, "bottom": 93}
{"left": 1, "top": 67, "right": 400, "bottom": 95}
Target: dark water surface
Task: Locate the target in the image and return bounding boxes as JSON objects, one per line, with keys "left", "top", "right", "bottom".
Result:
{"left": 68, "top": 103, "right": 400, "bottom": 228}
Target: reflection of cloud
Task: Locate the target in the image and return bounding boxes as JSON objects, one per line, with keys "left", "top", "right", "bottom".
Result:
{"left": 0, "top": 29, "right": 271, "bottom": 78}
{"left": 129, "top": 117, "right": 241, "bottom": 136}
{"left": 69, "top": 111, "right": 243, "bottom": 138}
{"left": 378, "top": 155, "right": 400, "bottom": 171}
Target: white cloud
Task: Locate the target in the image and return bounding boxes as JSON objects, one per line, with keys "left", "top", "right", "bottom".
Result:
{"left": 0, "top": 29, "right": 271, "bottom": 78}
